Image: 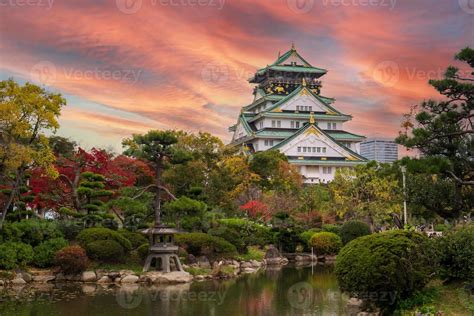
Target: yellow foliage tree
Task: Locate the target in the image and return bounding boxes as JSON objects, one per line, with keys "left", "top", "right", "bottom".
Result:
{"left": 0, "top": 79, "right": 66, "bottom": 229}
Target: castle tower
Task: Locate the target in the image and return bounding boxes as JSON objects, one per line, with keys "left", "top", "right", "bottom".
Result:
{"left": 229, "top": 45, "right": 367, "bottom": 183}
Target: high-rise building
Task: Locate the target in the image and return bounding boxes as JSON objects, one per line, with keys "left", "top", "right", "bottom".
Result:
{"left": 229, "top": 45, "right": 367, "bottom": 183}
{"left": 360, "top": 138, "right": 398, "bottom": 163}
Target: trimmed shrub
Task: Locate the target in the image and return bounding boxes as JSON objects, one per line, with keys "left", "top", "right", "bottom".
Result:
{"left": 340, "top": 220, "right": 371, "bottom": 244}
{"left": 77, "top": 227, "right": 132, "bottom": 251}
{"left": 85, "top": 240, "right": 125, "bottom": 263}
{"left": 0, "top": 220, "right": 63, "bottom": 246}
{"left": 273, "top": 227, "right": 305, "bottom": 253}
{"left": 57, "top": 220, "right": 83, "bottom": 241}
{"left": 335, "top": 230, "right": 436, "bottom": 311}
{"left": 208, "top": 226, "right": 245, "bottom": 253}
{"left": 34, "top": 237, "right": 69, "bottom": 268}
{"left": 309, "top": 232, "right": 343, "bottom": 255}
{"left": 300, "top": 228, "right": 322, "bottom": 245}
{"left": 216, "top": 218, "right": 275, "bottom": 248}
{"left": 437, "top": 225, "right": 474, "bottom": 282}
{"left": 321, "top": 224, "right": 341, "bottom": 236}
{"left": 175, "top": 233, "right": 237, "bottom": 259}
{"left": 118, "top": 229, "right": 148, "bottom": 249}
{"left": 0, "top": 242, "right": 34, "bottom": 269}
{"left": 54, "top": 246, "right": 89, "bottom": 274}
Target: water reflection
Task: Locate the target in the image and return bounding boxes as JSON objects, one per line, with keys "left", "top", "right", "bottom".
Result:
{"left": 0, "top": 265, "right": 349, "bottom": 316}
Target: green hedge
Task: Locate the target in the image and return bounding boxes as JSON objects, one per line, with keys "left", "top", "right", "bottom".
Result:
{"left": 34, "top": 237, "right": 69, "bottom": 268}
{"left": 85, "top": 240, "right": 125, "bottom": 263}
{"left": 340, "top": 220, "right": 371, "bottom": 244}
{"left": 1, "top": 220, "right": 63, "bottom": 246}
{"left": 175, "top": 233, "right": 237, "bottom": 259}
{"left": 118, "top": 229, "right": 148, "bottom": 249}
{"left": 77, "top": 228, "right": 132, "bottom": 251}
{"left": 437, "top": 225, "right": 474, "bottom": 282}
{"left": 216, "top": 218, "right": 275, "bottom": 248}
{"left": 321, "top": 224, "right": 341, "bottom": 236}
{"left": 335, "top": 230, "right": 436, "bottom": 311}
{"left": 0, "top": 242, "right": 34, "bottom": 270}
{"left": 309, "top": 232, "right": 342, "bottom": 255}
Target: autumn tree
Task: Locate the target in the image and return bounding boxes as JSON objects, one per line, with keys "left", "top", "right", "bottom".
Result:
{"left": 329, "top": 162, "right": 402, "bottom": 227}
{"left": 0, "top": 79, "right": 65, "bottom": 230}
{"left": 397, "top": 47, "right": 473, "bottom": 216}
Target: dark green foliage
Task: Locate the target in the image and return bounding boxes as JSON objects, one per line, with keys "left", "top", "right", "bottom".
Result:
{"left": 321, "top": 224, "right": 341, "bottom": 236}
{"left": 309, "top": 232, "right": 342, "bottom": 255}
{"left": 33, "top": 237, "right": 69, "bottom": 268}
{"left": 273, "top": 226, "right": 305, "bottom": 253}
{"left": 175, "top": 233, "right": 237, "bottom": 259}
{"left": 208, "top": 226, "right": 245, "bottom": 253}
{"left": 54, "top": 246, "right": 89, "bottom": 274}
{"left": 335, "top": 231, "right": 436, "bottom": 310}
{"left": 77, "top": 227, "right": 132, "bottom": 251}
{"left": 57, "top": 220, "right": 83, "bottom": 241}
{"left": 0, "top": 220, "right": 63, "bottom": 246}
{"left": 436, "top": 225, "right": 474, "bottom": 282}
{"left": 340, "top": 220, "right": 371, "bottom": 244}
{"left": 118, "top": 229, "right": 148, "bottom": 249}
{"left": 163, "top": 197, "right": 207, "bottom": 231}
{"left": 137, "top": 243, "right": 149, "bottom": 261}
{"left": 212, "top": 218, "right": 275, "bottom": 252}
{"left": 0, "top": 242, "right": 34, "bottom": 269}
{"left": 85, "top": 240, "right": 125, "bottom": 263}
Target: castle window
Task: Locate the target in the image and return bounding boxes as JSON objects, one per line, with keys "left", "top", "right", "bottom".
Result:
{"left": 332, "top": 123, "right": 337, "bottom": 130}
{"left": 309, "top": 106, "right": 313, "bottom": 111}
{"left": 303, "top": 147, "right": 307, "bottom": 153}
{"left": 290, "top": 121, "right": 295, "bottom": 128}
{"left": 312, "top": 147, "right": 316, "bottom": 153}
{"left": 317, "top": 147, "right": 321, "bottom": 153}
{"left": 296, "top": 106, "right": 300, "bottom": 111}
{"left": 259, "top": 121, "right": 263, "bottom": 129}
{"left": 322, "top": 147, "right": 327, "bottom": 153}
{"left": 297, "top": 147, "right": 301, "bottom": 152}
{"left": 277, "top": 121, "right": 281, "bottom": 128}
{"left": 272, "top": 120, "right": 276, "bottom": 127}
{"left": 295, "top": 121, "right": 300, "bottom": 128}
{"left": 269, "top": 140, "right": 274, "bottom": 146}
{"left": 327, "top": 122, "right": 332, "bottom": 129}
{"left": 264, "top": 140, "right": 269, "bottom": 146}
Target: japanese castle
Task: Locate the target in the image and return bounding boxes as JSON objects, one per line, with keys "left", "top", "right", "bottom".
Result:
{"left": 229, "top": 45, "right": 367, "bottom": 183}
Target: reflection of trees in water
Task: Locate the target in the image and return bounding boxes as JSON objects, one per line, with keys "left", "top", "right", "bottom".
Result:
{"left": 0, "top": 266, "right": 347, "bottom": 316}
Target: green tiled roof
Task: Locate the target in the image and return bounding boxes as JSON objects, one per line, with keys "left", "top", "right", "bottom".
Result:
{"left": 247, "top": 112, "right": 351, "bottom": 123}
{"left": 327, "top": 131, "right": 366, "bottom": 140}
{"left": 270, "top": 122, "right": 367, "bottom": 162}
{"left": 264, "top": 85, "right": 345, "bottom": 115}
{"left": 256, "top": 65, "right": 327, "bottom": 76}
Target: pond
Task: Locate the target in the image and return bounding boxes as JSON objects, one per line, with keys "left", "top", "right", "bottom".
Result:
{"left": 0, "top": 265, "right": 350, "bottom": 316}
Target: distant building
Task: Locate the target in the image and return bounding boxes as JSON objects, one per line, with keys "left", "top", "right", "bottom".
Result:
{"left": 360, "top": 138, "right": 398, "bottom": 163}
{"left": 229, "top": 44, "right": 367, "bottom": 183}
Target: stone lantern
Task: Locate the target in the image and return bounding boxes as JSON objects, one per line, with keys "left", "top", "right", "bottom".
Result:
{"left": 142, "top": 225, "right": 184, "bottom": 273}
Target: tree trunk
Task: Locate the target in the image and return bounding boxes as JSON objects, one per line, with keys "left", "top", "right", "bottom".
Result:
{"left": 72, "top": 168, "right": 81, "bottom": 212}
{"left": 0, "top": 169, "right": 22, "bottom": 231}
{"left": 153, "top": 162, "right": 163, "bottom": 227}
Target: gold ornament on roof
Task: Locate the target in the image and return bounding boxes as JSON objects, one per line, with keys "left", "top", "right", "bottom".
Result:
{"left": 309, "top": 113, "right": 315, "bottom": 125}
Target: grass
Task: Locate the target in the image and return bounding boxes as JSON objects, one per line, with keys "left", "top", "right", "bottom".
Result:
{"left": 184, "top": 267, "right": 212, "bottom": 276}
{"left": 236, "top": 246, "right": 265, "bottom": 262}
{"left": 395, "top": 280, "right": 473, "bottom": 316}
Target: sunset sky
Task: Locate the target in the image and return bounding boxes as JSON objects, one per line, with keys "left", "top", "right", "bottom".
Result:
{"left": 1, "top": 0, "right": 472, "bottom": 152}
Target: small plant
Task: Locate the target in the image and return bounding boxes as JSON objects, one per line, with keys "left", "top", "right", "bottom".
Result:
{"left": 54, "top": 245, "right": 89, "bottom": 274}
{"left": 236, "top": 246, "right": 265, "bottom": 261}
{"left": 309, "top": 232, "right": 342, "bottom": 256}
